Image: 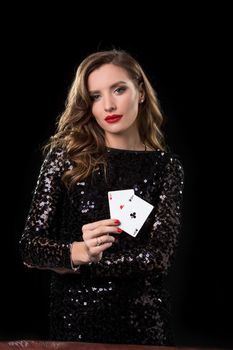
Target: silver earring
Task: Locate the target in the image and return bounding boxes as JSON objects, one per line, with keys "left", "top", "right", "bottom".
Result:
{"left": 140, "top": 99, "right": 144, "bottom": 103}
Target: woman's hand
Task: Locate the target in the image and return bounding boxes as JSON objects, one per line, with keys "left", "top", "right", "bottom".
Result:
{"left": 24, "top": 219, "right": 122, "bottom": 274}
{"left": 71, "top": 218, "right": 122, "bottom": 265}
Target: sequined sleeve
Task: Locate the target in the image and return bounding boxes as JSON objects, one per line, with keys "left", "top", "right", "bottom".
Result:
{"left": 19, "top": 148, "right": 72, "bottom": 269}
{"left": 84, "top": 156, "right": 184, "bottom": 278}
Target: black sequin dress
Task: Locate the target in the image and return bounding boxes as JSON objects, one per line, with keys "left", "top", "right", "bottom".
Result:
{"left": 19, "top": 146, "right": 184, "bottom": 345}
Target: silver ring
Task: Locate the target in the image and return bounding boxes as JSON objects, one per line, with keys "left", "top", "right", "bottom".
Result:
{"left": 96, "top": 237, "right": 102, "bottom": 246}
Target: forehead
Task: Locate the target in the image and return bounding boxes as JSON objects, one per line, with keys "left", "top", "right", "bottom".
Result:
{"left": 87, "top": 63, "right": 131, "bottom": 90}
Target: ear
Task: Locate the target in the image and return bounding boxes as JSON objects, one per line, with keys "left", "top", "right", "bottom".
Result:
{"left": 138, "top": 82, "right": 145, "bottom": 103}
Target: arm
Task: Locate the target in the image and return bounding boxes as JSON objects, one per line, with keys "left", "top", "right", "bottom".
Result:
{"left": 19, "top": 148, "right": 75, "bottom": 271}
{"left": 82, "top": 156, "right": 184, "bottom": 278}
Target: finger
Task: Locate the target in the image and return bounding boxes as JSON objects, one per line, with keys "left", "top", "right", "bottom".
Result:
{"left": 83, "top": 225, "right": 122, "bottom": 241}
{"left": 85, "top": 234, "right": 115, "bottom": 255}
{"left": 92, "top": 234, "right": 115, "bottom": 247}
{"left": 83, "top": 233, "right": 115, "bottom": 251}
{"left": 90, "top": 242, "right": 113, "bottom": 255}
{"left": 91, "top": 226, "right": 123, "bottom": 239}
{"left": 83, "top": 218, "right": 121, "bottom": 231}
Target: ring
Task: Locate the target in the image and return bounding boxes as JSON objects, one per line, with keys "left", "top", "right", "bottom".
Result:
{"left": 96, "top": 237, "right": 102, "bottom": 246}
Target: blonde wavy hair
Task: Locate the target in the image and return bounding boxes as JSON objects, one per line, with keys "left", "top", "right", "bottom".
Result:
{"left": 46, "top": 50, "right": 166, "bottom": 189}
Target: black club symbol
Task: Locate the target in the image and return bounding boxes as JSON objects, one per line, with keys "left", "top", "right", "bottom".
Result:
{"left": 130, "top": 212, "right": 136, "bottom": 219}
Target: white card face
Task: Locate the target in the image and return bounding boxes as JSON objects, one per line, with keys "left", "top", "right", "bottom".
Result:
{"left": 117, "top": 194, "right": 154, "bottom": 237}
{"left": 108, "top": 189, "right": 135, "bottom": 220}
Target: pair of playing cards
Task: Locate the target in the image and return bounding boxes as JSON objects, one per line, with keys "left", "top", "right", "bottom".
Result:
{"left": 108, "top": 189, "right": 154, "bottom": 237}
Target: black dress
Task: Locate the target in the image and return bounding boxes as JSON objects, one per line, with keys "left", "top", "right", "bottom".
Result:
{"left": 19, "top": 146, "right": 184, "bottom": 345}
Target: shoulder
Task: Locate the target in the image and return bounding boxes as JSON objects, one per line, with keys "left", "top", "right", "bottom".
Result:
{"left": 155, "top": 149, "right": 182, "bottom": 163}
{"left": 155, "top": 149, "right": 184, "bottom": 179}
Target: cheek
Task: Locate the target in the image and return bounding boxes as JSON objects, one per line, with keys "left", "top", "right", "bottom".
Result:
{"left": 124, "top": 91, "right": 139, "bottom": 109}
{"left": 124, "top": 95, "right": 139, "bottom": 115}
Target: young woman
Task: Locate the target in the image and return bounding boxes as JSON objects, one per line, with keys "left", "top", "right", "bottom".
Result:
{"left": 19, "top": 49, "right": 184, "bottom": 345}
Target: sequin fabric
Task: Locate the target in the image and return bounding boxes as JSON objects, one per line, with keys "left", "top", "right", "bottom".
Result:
{"left": 19, "top": 147, "right": 184, "bottom": 345}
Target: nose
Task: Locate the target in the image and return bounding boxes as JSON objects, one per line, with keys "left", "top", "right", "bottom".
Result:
{"left": 103, "top": 95, "right": 116, "bottom": 113}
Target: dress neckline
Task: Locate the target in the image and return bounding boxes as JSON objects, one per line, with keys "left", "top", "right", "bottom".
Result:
{"left": 106, "top": 146, "right": 159, "bottom": 153}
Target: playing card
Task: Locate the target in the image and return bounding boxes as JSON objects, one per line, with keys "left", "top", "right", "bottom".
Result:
{"left": 117, "top": 194, "right": 154, "bottom": 237}
{"left": 108, "top": 189, "right": 134, "bottom": 220}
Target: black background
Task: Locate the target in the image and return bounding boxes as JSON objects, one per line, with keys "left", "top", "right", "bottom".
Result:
{"left": 1, "top": 4, "right": 232, "bottom": 348}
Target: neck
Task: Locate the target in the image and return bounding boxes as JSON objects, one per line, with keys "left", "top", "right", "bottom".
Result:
{"left": 105, "top": 135, "right": 146, "bottom": 151}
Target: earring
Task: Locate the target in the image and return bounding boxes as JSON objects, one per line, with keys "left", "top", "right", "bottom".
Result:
{"left": 140, "top": 99, "right": 144, "bottom": 103}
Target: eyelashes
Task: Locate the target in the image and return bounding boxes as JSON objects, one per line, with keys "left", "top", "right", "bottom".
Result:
{"left": 89, "top": 86, "right": 127, "bottom": 101}
{"left": 90, "top": 95, "right": 100, "bottom": 101}
{"left": 115, "top": 86, "right": 127, "bottom": 94}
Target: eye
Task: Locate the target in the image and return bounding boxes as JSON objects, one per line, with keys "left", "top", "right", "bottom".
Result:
{"left": 90, "top": 94, "right": 100, "bottom": 101}
{"left": 114, "top": 86, "right": 126, "bottom": 94}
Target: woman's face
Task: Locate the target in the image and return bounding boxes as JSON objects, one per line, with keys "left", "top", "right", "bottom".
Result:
{"left": 87, "top": 63, "right": 144, "bottom": 137}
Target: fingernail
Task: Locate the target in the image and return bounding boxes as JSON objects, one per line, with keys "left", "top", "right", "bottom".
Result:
{"left": 117, "top": 228, "right": 123, "bottom": 232}
{"left": 114, "top": 220, "right": 120, "bottom": 224}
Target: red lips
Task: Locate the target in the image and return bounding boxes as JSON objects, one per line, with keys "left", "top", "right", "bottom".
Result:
{"left": 105, "top": 114, "right": 123, "bottom": 121}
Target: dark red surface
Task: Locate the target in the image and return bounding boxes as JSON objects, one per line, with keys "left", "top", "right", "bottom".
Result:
{"left": 0, "top": 340, "right": 222, "bottom": 350}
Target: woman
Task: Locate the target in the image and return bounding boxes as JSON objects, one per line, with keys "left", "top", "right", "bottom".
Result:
{"left": 19, "top": 49, "right": 184, "bottom": 345}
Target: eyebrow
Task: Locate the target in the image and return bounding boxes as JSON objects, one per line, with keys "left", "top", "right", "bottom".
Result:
{"left": 89, "top": 81, "right": 127, "bottom": 94}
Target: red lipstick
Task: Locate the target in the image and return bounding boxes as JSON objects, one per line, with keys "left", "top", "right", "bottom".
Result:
{"left": 105, "top": 114, "right": 123, "bottom": 123}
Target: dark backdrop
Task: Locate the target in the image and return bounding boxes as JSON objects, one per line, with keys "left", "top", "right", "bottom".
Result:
{"left": 1, "top": 5, "right": 232, "bottom": 349}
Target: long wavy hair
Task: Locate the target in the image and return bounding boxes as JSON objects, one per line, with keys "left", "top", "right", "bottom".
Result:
{"left": 46, "top": 50, "right": 166, "bottom": 189}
